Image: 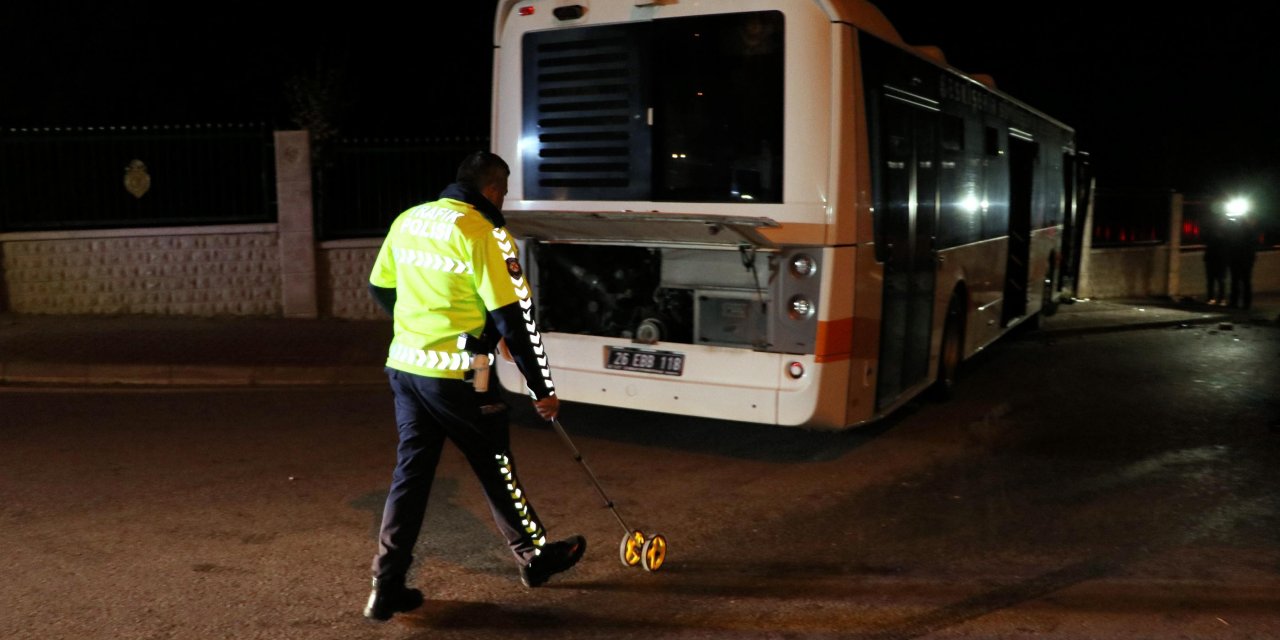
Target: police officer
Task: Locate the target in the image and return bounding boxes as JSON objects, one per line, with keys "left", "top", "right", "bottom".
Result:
{"left": 363, "top": 151, "right": 585, "bottom": 621}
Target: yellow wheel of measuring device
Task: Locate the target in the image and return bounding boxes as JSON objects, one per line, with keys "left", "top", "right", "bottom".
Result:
{"left": 641, "top": 534, "right": 667, "bottom": 572}
{"left": 619, "top": 530, "right": 645, "bottom": 567}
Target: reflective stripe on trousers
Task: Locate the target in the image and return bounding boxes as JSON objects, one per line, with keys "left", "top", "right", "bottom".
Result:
{"left": 372, "top": 368, "right": 546, "bottom": 580}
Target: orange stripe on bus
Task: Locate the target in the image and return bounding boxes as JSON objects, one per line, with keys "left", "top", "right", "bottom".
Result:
{"left": 815, "top": 316, "right": 880, "bottom": 362}
{"left": 815, "top": 352, "right": 852, "bottom": 363}
{"left": 815, "top": 317, "right": 854, "bottom": 362}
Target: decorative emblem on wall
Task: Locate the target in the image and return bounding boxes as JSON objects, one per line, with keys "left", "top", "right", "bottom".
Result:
{"left": 124, "top": 159, "right": 151, "bottom": 199}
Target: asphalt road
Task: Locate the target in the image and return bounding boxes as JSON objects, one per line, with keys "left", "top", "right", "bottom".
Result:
{"left": 2, "top": 320, "right": 1278, "bottom": 639}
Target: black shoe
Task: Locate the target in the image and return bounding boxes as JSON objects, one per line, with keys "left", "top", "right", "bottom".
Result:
{"left": 520, "top": 535, "right": 587, "bottom": 588}
{"left": 363, "top": 577, "right": 424, "bottom": 621}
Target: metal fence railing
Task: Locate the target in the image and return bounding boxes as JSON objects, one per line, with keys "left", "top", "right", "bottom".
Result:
{"left": 1089, "top": 188, "right": 1172, "bottom": 247}
{"left": 1180, "top": 198, "right": 1279, "bottom": 249}
{"left": 1180, "top": 199, "right": 1215, "bottom": 247}
{"left": 314, "top": 136, "right": 488, "bottom": 240}
{"left": 0, "top": 124, "right": 275, "bottom": 232}
{"left": 1090, "top": 190, "right": 1277, "bottom": 250}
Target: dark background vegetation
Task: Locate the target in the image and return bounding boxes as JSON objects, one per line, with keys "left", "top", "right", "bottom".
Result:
{"left": 2, "top": 1, "right": 1276, "bottom": 202}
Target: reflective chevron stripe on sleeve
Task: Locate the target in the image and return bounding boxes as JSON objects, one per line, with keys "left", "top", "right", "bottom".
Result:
{"left": 491, "top": 227, "right": 555, "bottom": 395}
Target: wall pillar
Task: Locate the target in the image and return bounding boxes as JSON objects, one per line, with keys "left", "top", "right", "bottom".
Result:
{"left": 1076, "top": 177, "right": 1097, "bottom": 298}
{"left": 274, "top": 131, "right": 318, "bottom": 318}
{"left": 0, "top": 243, "right": 8, "bottom": 312}
{"left": 1167, "top": 192, "right": 1183, "bottom": 298}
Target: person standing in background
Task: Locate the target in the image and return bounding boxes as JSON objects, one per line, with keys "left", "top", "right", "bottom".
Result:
{"left": 1225, "top": 212, "right": 1258, "bottom": 310}
{"left": 1202, "top": 212, "right": 1229, "bottom": 305}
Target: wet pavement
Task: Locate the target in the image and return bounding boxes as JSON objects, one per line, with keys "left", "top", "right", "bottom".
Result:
{"left": 1036, "top": 293, "right": 1280, "bottom": 336}
{"left": 1, "top": 295, "right": 1279, "bottom": 639}
{"left": 2, "top": 328, "right": 1278, "bottom": 639}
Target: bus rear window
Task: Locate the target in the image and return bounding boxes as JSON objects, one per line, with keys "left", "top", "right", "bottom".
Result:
{"left": 522, "top": 11, "right": 784, "bottom": 203}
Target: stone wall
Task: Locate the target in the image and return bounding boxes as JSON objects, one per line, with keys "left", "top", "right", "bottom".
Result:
{"left": 0, "top": 131, "right": 320, "bottom": 319}
{"left": 1076, "top": 244, "right": 1171, "bottom": 299}
{"left": 0, "top": 227, "right": 400, "bottom": 320}
{"left": 1177, "top": 248, "right": 1280, "bottom": 299}
{"left": 0, "top": 226, "right": 280, "bottom": 315}
{"left": 1076, "top": 245, "right": 1279, "bottom": 300}
{"left": 319, "top": 241, "right": 382, "bottom": 319}
{"left": 0, "top": 124, "right": 386, "bottom": 321}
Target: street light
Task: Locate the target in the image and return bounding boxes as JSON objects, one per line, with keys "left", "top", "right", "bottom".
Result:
{"left": 1225, "top": 197, "right": 1251, "bottom": 218}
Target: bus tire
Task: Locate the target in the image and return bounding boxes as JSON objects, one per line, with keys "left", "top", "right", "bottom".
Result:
{"left": 931, "top": 295, "right": 964, "bottom": 401}
{"left": 1041, "top": 252, "right": 1060, "bottom": 317}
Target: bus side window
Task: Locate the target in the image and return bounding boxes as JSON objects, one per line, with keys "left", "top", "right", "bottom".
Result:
{"left": 937, "top": 113, "right": 970, "bottom": 248}
{"left": 941, "top": 115, "right": 964, "bottom": 153}
{"left": 981, "top": 126, "right": 1008, "bottom": 240}
{"left": 984, "top": 126, "right": 1000, "bottom": 156}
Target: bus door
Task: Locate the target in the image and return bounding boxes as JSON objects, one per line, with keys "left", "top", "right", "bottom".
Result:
{"left": 1058, "top": 150, "right": 1077, "bottom": 296}
{"left": 1062, "top": 153, "right": 1092, "bottom": 297}
{"left": 876, "top": 96, "right": 939, "bottom": 408}
{"left": 1002, "top": 136, "right": 1036, "bottom": 325}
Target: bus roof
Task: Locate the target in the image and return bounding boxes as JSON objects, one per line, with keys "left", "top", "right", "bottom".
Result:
{"left": 822, "top": 0, "right": 905, "bottom": 45}
{"left": 494, "top": 0, "right": 1072, "bottom": 133}
{"left": 494, "top": 0, "right": 905, "bottom": 46}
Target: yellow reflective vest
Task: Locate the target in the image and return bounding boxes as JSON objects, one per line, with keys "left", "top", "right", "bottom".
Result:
{"left": 369, "top": 197, "right": 529, "bottom": 380}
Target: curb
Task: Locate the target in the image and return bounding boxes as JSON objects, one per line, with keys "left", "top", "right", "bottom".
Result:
{"left": 0, "top": 361, "right": 387, "bottom": 387}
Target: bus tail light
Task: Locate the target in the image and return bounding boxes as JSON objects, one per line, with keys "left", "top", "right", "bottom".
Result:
{"left": 787, "top": 361, "right": 805, "bottom": 379}
{"left": 788, "top": 296, "right": 815, "bottom": 320}
{"left": 518, "top": 6, "right": 535, "bottom": 16}
{"left": 790, "top": 254, "right": 817, "bottom": 278}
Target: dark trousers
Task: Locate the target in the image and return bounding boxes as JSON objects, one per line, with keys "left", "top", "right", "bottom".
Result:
{"left": 372, "top": 368, "right": 546, "bottom": 581}
{"left": 1229, "top": 260, "right": 1254, "bottom": 309}
{"left": 1205, "top": 260, "right": 1226, "bottom": 301}
{"left": 1223, "top": 264, "right": 1254, "bottom": 309}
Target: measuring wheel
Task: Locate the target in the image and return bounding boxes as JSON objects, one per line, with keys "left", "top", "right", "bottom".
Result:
{"left": 640, "top": 533, "right": 667, "bottom": 572}
{"left": 619, "top": 530, "right": 645, "bottom": 567}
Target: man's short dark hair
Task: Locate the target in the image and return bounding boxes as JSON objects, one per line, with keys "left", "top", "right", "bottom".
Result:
{"left": 456, "top": 151, "right": 510, "bottom": 191}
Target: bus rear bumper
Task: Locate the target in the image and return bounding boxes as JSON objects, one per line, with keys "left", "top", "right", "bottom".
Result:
{"left": 495, "top": 334, "right": 844, "bottom": 427}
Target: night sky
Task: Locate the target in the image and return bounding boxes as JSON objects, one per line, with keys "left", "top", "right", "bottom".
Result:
{"left": 0, "top": 2, "right": 499, "bottom": 134}
{"left": 3, "top": 1, "right": 1276, "bottom": 205}
{"left": 877, "top": 1, "right": 1280, "bottom": 203}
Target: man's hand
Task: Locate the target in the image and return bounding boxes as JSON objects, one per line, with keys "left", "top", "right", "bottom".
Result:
{"left": 533, "top": 395, "right": 559, "bottom": 421}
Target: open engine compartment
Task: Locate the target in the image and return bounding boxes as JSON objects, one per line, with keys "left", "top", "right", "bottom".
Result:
{"left": 528, "top": 242, "right": 820, "bottom": 353}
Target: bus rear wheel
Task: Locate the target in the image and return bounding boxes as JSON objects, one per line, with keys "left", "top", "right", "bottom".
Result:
{"left": 931, "top": 296, "right": 964, "bottom": 401}
{"left": 1040, "top": 251, "right": 1060, "bottom": 318}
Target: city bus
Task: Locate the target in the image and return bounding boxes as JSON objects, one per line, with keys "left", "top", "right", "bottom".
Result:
{"left": 490, "top": 0, "right": 1083, "bottom": 429}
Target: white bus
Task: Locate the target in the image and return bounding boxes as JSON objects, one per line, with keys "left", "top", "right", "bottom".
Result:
{"left": 491, "top": 0, "right": 1083, "bottom": 429}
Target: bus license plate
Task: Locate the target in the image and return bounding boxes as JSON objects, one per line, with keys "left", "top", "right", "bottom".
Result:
{"left": 604, "top": 347, "right": 685, "bottom": 376}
